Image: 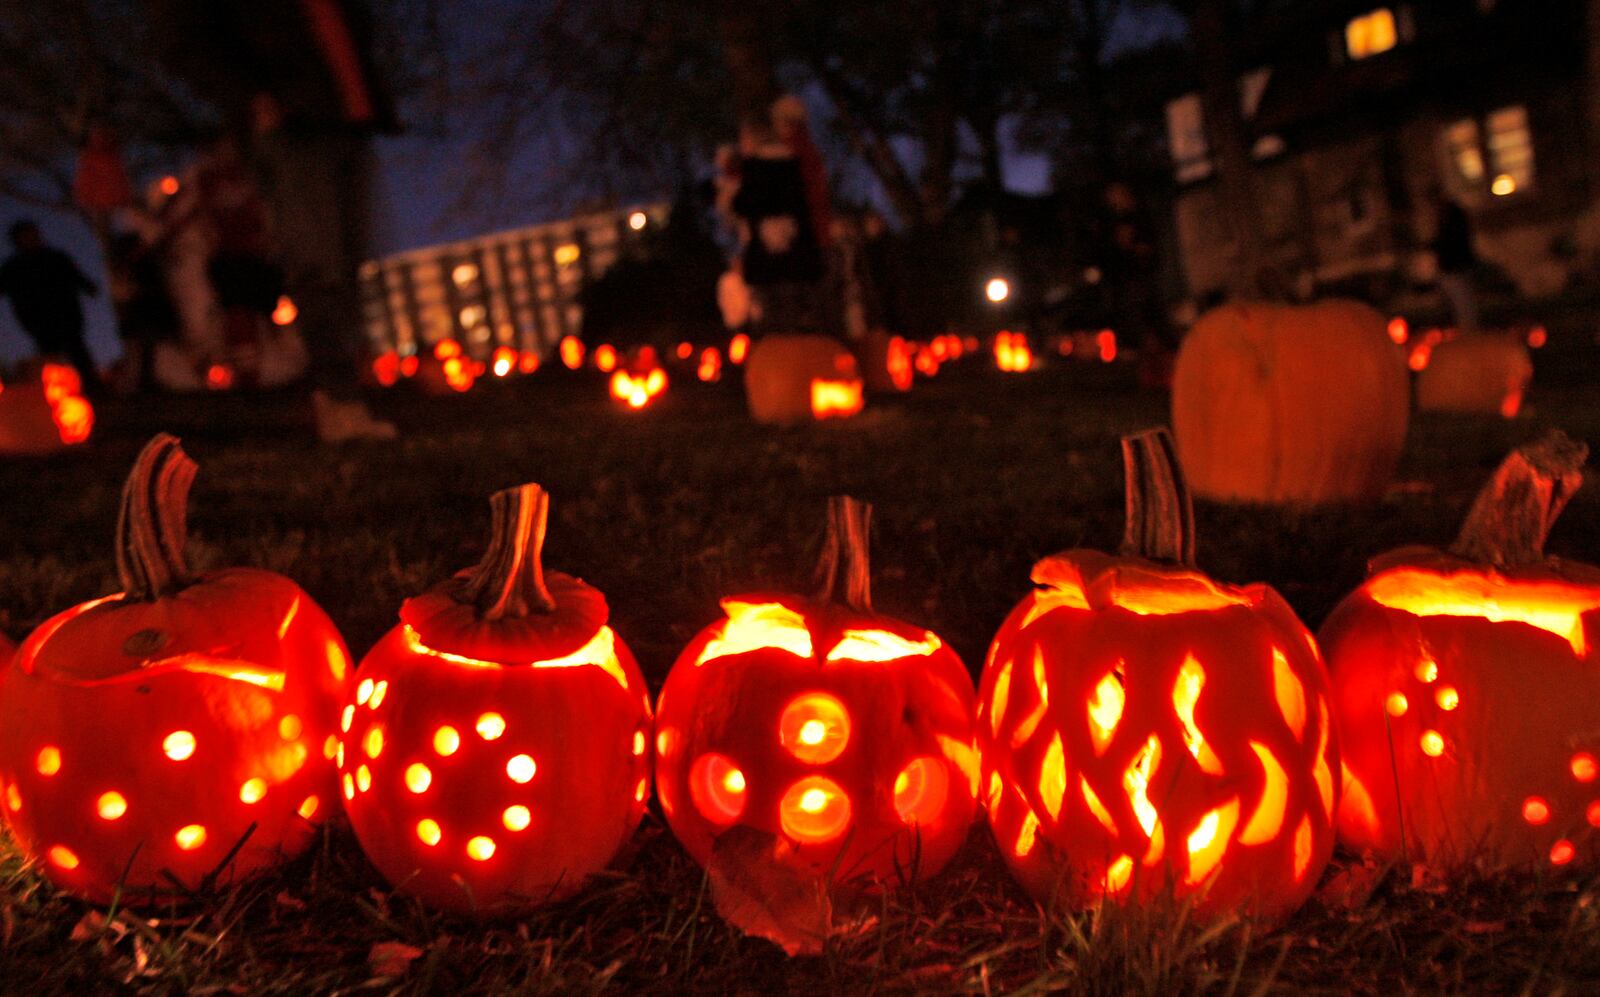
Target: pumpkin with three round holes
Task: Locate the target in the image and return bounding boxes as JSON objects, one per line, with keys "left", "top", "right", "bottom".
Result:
{"left": 1323, "top": 431, "right": 1600, "bottom": 874}
{"left": 340, "top": 484, "right": 652, "bottom": 916}
{"left": 0, "top": 435, "right": 351, "bottom": 903}
{"left": 979, "top": 428, "right": 1339, "bottom": 925}
{"left": 654, "top": 497, "right": 979, "bottom": 886}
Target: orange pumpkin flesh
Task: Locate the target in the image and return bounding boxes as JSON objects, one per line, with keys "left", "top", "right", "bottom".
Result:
{"left": 0, "top": 435, "right": 350, "bottom": 903}
{"left": 341, "top": 485, "right": 651, "bottom": 916}
{"left": 979, "top": 430, "right": 1338, "bottom": 925}
{"left": 654, "top": 498, "right": 979, "bottom": 885}
{"left": 1323, "top": 432, "right": 1600, "bottom": 873}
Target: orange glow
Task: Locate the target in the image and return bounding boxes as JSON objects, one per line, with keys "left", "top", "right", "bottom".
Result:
{"left": 476, "top": 713, "right": 506, "bottom": 740}
{"left": 405, "top": 763, "right": 432, "bottom": 793}
{"left": 467, "top": 835, "right": 496, "bottom": 861}
{"left": 506, "top": 754, "right": 537, "bottom": 783}
{"left": 826, "top": 628, "right": 942, "bottom": 662}
{"left": 1341, "top": 766, "right": 1382, "bottom": 838}
{"left": 1039, "top": 733, "right": 1067, "bottom": 820}
{"left": 517, "top": 351, "right": 539, "bottom": 374}
{"left": 594, "top": 343, "right": 618, "bottom": 372}
{"left": 163, "top": 731, "right": 196, "bottom": 761}
{"left": 779, "top": 693, "right": 851, "bottom": 763}
{"left": 1088, "top": 668, "right": 1124, "bottom": 755}
{"left": 97, "top": 791, "right": 127, "bottom": 820}
{"left": 271, "top": 295, "right": 298, "bottom": 326}
{"left": 1096, "top": 328, "right": 1117, "bottom": 363}
{"left": 1082, "top": 777, "right": 1117, "bottom": 833}
{"left": 5, "top": 783, "right": 20, "bottom": 811}
{"left": 434, "top": 339, "right": 462, "bottom": 361}
{"left": 403, "top": 625, "right": 631, "bottom": 693}
{"left": 728, "top": 333, "right": 749, "bottom": 365}
{"left": 1527, "top": 326, "right": 1548, "bottom": 349}
{"left": 780, "top": 776, "right": 852, "bottom": 843}
{"left": 560, "top": 336, "right": 584, "bottom": 370}
{"left": 1420, "top": 730, "right": 1445, "bottom": 756}
{"left": 48, "top": 845, "right": 79, "bottom": 869}
{"left": 989, "top": 657, "right": 1013, "bottom": 737}
{"left": 1416, "top": 658, "right": 1438, "bottom": 684}
{"left": 676, "top": 341, "right": 693, "bottom": 360}
{"left": 633, "top": 731, "right": 646, "bottom": 756}
{"left": 1435, "top": 686, "right": 1459, "bottom": 711}
{"left": 1572, "top": 752, "right": 1598, "bottom": 783}
{"left": 279, "top": 714, "right": 304, "bottom": 740}
{"left": 159, "top": 175, "right": 180, "bottom": 196}
{"left": 1240, "top": 741, "right": 1288, "bottom": 845}
{"left": 39, "top": 363, "right": 80, "bottom": 403}
{"left": 1367, "top": 570, "right": 1599, "bottom": 655}
{"left": 492, "top": 345, "right": 517, "bottom": 377}
{"left": 1386, "top": 692, "right": 1409, "bottom": 716}
{"left": 690, "top": 753, "right": 747, "bottom": 823}
{"left": 697, "top": 347, "right": 722, "bottom": 382}
{"left": 886, "top": 336, "right": 913, "bottom": 391}
{"left": 1124, "top": 735, "right": 1162, "bottom": 838}
{"left": 1174, "top": 656, "right": 1223, "bottom": 774}
{"left": 175, "top": 824, "right": 207, "bottom": 850}
{"left": 936, "top": 734, "right": 980, "bottom": 799}
{"left": 914, "top": 347, "right": 940, "bottom": 377}
{"left": 636, "top": 778, "right": 648, "bottom": 802}
{"left": 441, "top": 356, "right": 475, "bottom": 392}
{"left": 369, "top": 681, "right": 387, "bottom": 709}
{"left": 697, "top": 602, "right": 813, "bottom": 663}
{"left": 1009, "top": 654, "right": 1049, "bottom": 749}
{"left": 434, "top": 726, "right": 461, "bottom": 756}
{"left": 1588, "top": 801, "right": 1600, "bottom": 827}
{"left": 1314, "top": 701, "right": 1335, "bottom": 817}
{"left": 341, "top": 706, "right": 354, "bottom": 732}
{"left": 417, "top": 819, "right": 442, "bottom": 846}
{"left": 1387, "top": 317, "right": 1409, "bottom": 344}
{"left": 298, "top": 795, "right": 319, "bottom": 819}
{"left": 503, "top": 805, "right": 532, "bottom": 831}
{"left": 1184, "top": 798, "right": 1240, "bottom": 886}
{"left": 894, "top": 756, "right": 951, "bottom": 825}
{"left": 1105, "top": 854, "right": 1135, "bottom": 894}
{"left": 1292, "top": 814, "right": 1314, "bottom": 881}
{"left": 205, "top": 364, "right": 233, "bottom": 390}
{"left": 401, "top": 355, "right": 420, "bottom": 378}
{"left": 239, "top": 778, "right": 267, "bottom": 804}
{"left": 1272, "top": 649, "right": 1307, "bottom": 741}
{"left": 810, "top": 378, "right": 864, "bottom": 419}
{"left": 1550, "top": 839, "right": 1576, "bottom": 865}
{"left": 993, "top": 331, "right": 1033, "bottom": 372}
{"left": 36, "top": 746, "right": 61, "bottom": 776}
{"left": 342, "top": 773, "right": 355, "bottom": 800}
{"left": 363, "top": 727, "right": 384, "bottom": 758}
{"left": 1500, "top": 390, "right": 1524, "bottom": 419}
{"left": 610, "top": 367, "right": 667, "bottom": 409}
{"left": 1522, "top": 796, "right": 1550, "bottom": 825}
{"left": 356, "top": 765, "right": 372, "bottom": 792}
{"left": 1015, "top": 810, "right": 1040, "bottom": 856}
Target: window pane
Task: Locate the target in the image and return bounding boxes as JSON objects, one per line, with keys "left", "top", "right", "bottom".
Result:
{"left": 1346, "top": 9, "right": 1398, "bottom": 60}
{"left": 1486, "top": 105, "right": 1534, "bottom": 193}
{"left": 1445, "top": 119, "right": 1484, "bottom": 182}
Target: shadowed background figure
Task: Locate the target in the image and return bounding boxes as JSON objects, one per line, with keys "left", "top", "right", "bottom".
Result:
{"left": 0, "top": 221, "right": 101, "bottom": 391}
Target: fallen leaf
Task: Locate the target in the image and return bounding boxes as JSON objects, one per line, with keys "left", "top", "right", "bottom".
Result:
{"left": 708, "top": 826, "right": 833, "bottom": 956}
{"left": 1316, "top": 855, "right": 1387, "bottom": 910}
{"left": 70, "top": 910, "right": 107, "bottom": 942}
{"left": 368, "top": 941, "right": 424, "bottom": 978}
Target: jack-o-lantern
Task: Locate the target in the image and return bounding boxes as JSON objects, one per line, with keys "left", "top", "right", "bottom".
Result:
{"left": 0, "top": 435, "right": 350, "bottom": 903}
{"left": 341, "top": 484, "right": 652, "bottom": 916}
{"left": 0, "top": 362, "right": 94, "bottom": 454}
{"left": 980, "top": 429, "right": 1338, "bottom": 924}
{"left": 1322, "top": 431, "right": 1600, "bottom": 873}
{"left": 744, "top": 335, "right": 864, "bottom": 425}
{"left": 1415, "top": 334, "right": 1533, "bottom": 418}
{"left": 655, "top": 497, "right": 979, "bottom": 885}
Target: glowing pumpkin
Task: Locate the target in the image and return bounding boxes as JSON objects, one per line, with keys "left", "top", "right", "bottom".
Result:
{"left": 341, "top": 484, "right": 651, "bottom": 916}
{"left": 744, "top": 335, "right": 863, "bottom": 425}
{"left": 0, "top": 435, "right": 350, "bottom": 903}
{"left": 0, "top": 363, "right": 94, "bottom": 454}
{"left": 655, "top": 497, "right": 978, "bottom": 885}
{"left": 1172, "top": 300, "right": 1408, "bottom": 504}
{"left": 979, "top": 429, "right": 1338, "bottom": 924}
{"left": 1322, "top": 431, "right": 1600, "bottom": 873}
{"left": 1415, "top": 334, "right": 1533, "bottom": 418}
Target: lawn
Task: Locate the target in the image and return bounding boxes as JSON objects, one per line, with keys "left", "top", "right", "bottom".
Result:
{"left": 2, "top": 359, "right": 1599, "bottom": 994}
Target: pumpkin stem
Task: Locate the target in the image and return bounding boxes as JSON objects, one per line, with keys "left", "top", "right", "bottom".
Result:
{"left": 1450, "top": 430, "right": 1586, "bottom": 566}
{"left": 458, "top": 484, "right": 557, "bottom": 618}
{"left": 116, "top": 433, "right": 198, "bottom": 600}
{"left": 1120, "top": 427, "right": 1197, "bottom": 566}
{"left": 815, "top": 495, "right": 872, "bottom": 611}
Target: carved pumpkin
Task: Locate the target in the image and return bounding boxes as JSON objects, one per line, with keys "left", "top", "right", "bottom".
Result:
{"left": 744, "top": 335, "right": 864, "bottom": 425}
{"left": 0, "top": 363, "right": 94, "bottom": 454}
{"left": 980, "top": 429, "right": 1338, "bottom": 924}
{"left": 0, "top": 436, "right": 350, "bottom": 903}
{"left": 341, "top": 484, "right": 652, "bottom": 916}
{"left": 1172, "top": 300, "right": 1408, "bottom": 504}
{"left": 861, "top": 331, "right": 914, "bottom": 393}
{"left": 1415, "top": 334, "right": 1533, "bottom": 418}
{"left": 654, "top": 497, "right": 979, "bottom": 885}
{"left": 1322, "top": 432, "right": 1600, "bottom": 873}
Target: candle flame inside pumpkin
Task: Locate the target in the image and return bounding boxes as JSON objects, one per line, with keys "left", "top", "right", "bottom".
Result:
{"left": 694, "top": 601, "right": 941, "bottom": 666}
{"left": 402, "top": 625, "right": 630, "bottom": 693}
{"left": 1366, "top": 570, "right": 1599, "bottom": 655}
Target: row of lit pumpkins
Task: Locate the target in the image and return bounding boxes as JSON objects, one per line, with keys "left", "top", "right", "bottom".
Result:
{"left": 1, "top": 428, "right": 1596, "bottom": 931}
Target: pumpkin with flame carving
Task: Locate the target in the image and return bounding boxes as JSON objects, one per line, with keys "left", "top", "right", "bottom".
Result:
{"left": 654, "top": 497, "right": 978, "bottom": 885}
{"left": 340, "top": 484, "right": 651, "bottom": 916}
{"left": 0, "top": 435, "right": 350, "bottom": 903}
{"left": 1324, "top": 432, "right": 1600, "bottom": 873}
{"left": 980, "top": 429, "right": 1338, "bottom": 924}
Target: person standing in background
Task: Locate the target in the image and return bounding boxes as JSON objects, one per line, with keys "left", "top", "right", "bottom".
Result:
{"left": 147, "top": 0, "right": 397, "bottom": 441}
{"left": 730, "top": 116, "right": 823, "bottom": 334}
{"left": 1433, "top": 196, "right": 1480, "bottom": 335}
{"left": 0, "top": 221, "right": 102, "bottom": 391}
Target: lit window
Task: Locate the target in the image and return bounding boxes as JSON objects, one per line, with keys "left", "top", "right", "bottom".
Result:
{"left": 1346, "top": 9, "right": 1398, "bottom": 60}
{"left": 1446, "top": 119, "right": 1485, "bottom": 183}
{"left": 1166, "top": 94, "right": 1211, "bottom": 182}
{"left": 1486, "top": 105, "right": 1533, "bottom": 195}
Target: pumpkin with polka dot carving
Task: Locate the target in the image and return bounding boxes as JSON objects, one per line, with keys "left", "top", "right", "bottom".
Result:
{"left": 339, "top": 484, "right": 651, "bottom": 916}
{"left": 1324, "top": 432, "right": 1600, "bottom": 873}
{"left": 0, "top": 435, "right": 351, "bottom": 903}
{"left": 654, "top": 497, "right": 979, "bottom": 886}
{"left": 979, "top": 429, "right": 1338, "bottom": 925}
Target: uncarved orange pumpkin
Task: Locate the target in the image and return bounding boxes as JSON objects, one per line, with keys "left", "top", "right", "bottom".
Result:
{"left": 1415, "top": 334, "right": 1532, "bottom": 418}
{"left": 1323, "top": 431, "right": 1600, "bottom": 873}
{"left": 341, "top": 484, "right": 652, "bottom": 916}
{"left": 744, "top": 335, "right": 864, "bottom": 425}
{"left": 654, "top": 497, "right": 979, "bottom": 885}
{"left": 0, "top": 435, "right": 350, "bottom": 903}
{"left": 980, "top": 429, "right": 1338, "bottom": 924}
{"left": 1172, "top": 300, "right": 1409, "bottom": 504}
{"left": 0, "top": 363, "right": 94, "bottom": 454}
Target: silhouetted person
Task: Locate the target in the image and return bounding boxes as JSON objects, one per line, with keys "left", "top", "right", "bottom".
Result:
{"left": 0, "top": 221, "right": 101, "bottom": 387}
{"left": 1434, "top": 198, "right": 1480, "bottom": 334}
{"left": 731, "top": 118, "right": 823, "bottom": 334}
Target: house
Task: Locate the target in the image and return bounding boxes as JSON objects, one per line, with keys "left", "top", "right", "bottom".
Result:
{"left": 1165, "top": 0, "right": 1600, "bottom": 312}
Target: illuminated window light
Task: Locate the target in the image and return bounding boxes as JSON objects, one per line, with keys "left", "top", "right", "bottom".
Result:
{"left": 1491, "top": 174, "right": 1516, "bottom": 197}
{"left": 163, "top": 731, "right": 196, "bottom": 761}
{"left": 476, "top": 713, "right": 506, "bottom": 741}
{"left": 239, "top": 779, "right": 267, "bottom": 805}
{"left": 97, "top": 791, "right": 128, "bottom": 820}
{"left": 1345, "top": 8, "right": 1398, "bottom": 60}
{"left": 48, "top": 845, "right": 79, "bottom": 869}
{"left": 628, "top": 211, "right": 648, "bottom": 231}
{"left": 503, "top": 805, "right": 532, "bottom": 831}
{"left": 779, "top": 693, "right": 851, "bottom": 764}
{"left": 1435, "top": 686, "right": 1459, "bottom": 711}
{"left": 406, "top": 763, "right": 432, "bottom": 793}
{"left": 553, "top": 243, "right": 581, "bottom": 267}
{"left": 506, "top": 754, "right": 537, "bottom": 783}
{"left": 298, "top": 796, "right": 320, "bottom": 819}
{"left": 466, "top": 835, "right": 497, "bottom": 861}
{"left": 1385, "top": 692, "right": 1408, "bottom": 717}
{"left": 1572, "top": 752, "right": 1598, "bottom": 783}
{"left": 36, "top": 746, "right": 61, "bottom": 776}
{"left": 434, "top": 726, "right": 461, "bottom": 756}
{"left": 417, "top": 818, "right": 442, "bottom": 846}
{"left": 451, "top": 263, "right": 479, "bottom": 286}
{"left": 1522, "top": 796, "right": 1550, "bottom": 825}
{"left": 175, "top": 824, "right": 207, "bottom": 850}
{"left": 279, "top": 715, "right": 303, "bottom": 740}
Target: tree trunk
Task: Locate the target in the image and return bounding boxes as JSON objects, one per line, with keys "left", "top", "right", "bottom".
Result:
{"left": 1190, "top": 0, "right": 1263, "bottom": 298}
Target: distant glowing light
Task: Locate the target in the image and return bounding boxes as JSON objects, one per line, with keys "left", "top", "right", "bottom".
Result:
{"left": 506, "top": 754, "right": 537, "bottom": 783}
{"left": 476, "top": 713, "right": 507, "bottom": 740}
{"left": 553, "top": 243, "right": 581, "bottom": 267}
{"left": 628, "top": 211, "right": 648, "bottom": 231}
{"left": 36, "top": 746, "right": 61, "bottom": 776}
{"left": 49, "top": 845, "right": 79, "bottom": 869}
{"left": 417, "top": 819, "right": 442, "bottom": 846}
{"left": 1388, "top": 317, "right": 1409, "bottom": 344}
{"left": 239, "top": 779, "right": 267, "bottom": 804}
{"left": 271, "top": 296, "right": 298, "bottom": 326}
{"left": 985, "top": 276, "right": 1011, "bottom": 303}
{"left": 1572, "top": 752, "right": 1598, "bottom": 783}
{"left": 467, "top": 835, "right": 496, "bottom": 860}
{"left": 1385, "top": 692, "right": 1408, "bottom": 716}
{"left": 1523, "top": 796, "right": 1550, "bottom": 825}
{"left": 97, "top": 791, "right": 128, "bottom": 820}
{"left": 175, "top": 824, "right": 207, "bottom": 850}
{"left": 503, "top": 805, "right": 532, "bottom": 831}
{"left": 1421, "top": 730, "right": 1445, "bottom": 757}
{"left": 1550, "top": 839, "right": 1575, "bottom": 865}
{"left": 728, "top": 333, "right": 750, "bottom": 365}
{"left": 1491, "top": 174, "right": 1517, "bottom": 197}
{"left": 1435, "top": 686, "right": 1459, "bottom": 711}
{"left": 405, "top": 763, "right": 432, "bottom": 793}
{"left": 163, "top": 731, "right": 196, "bottom": 761}
{"left": 434, "top": 726, "right": 461, "bottom": 756}
{"left": 159, "top": 175, "right": 180, "bottom": 196}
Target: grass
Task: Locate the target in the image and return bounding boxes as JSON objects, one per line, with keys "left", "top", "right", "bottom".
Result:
{"left": 2, "top": 356, "right": 1600, "bottom": 994}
